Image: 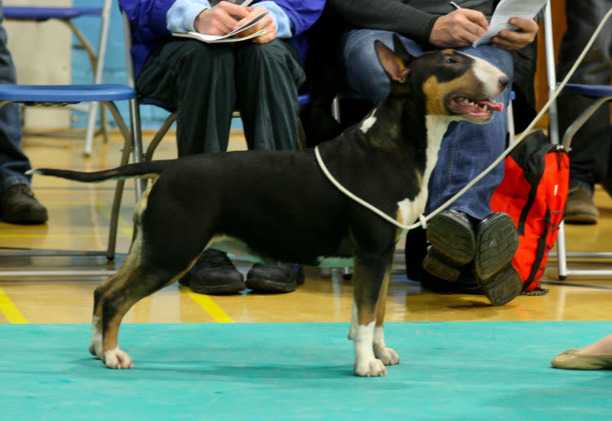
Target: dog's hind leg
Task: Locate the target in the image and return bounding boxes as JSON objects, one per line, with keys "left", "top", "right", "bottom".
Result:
{"left": 93, "top": 227, "right": 207, "bottom": 369}
{"left": 372, "top": 269, "right": 400, "bottom": 366}
{"left": 351, "top": 254, "right": 392, "bottom": 377}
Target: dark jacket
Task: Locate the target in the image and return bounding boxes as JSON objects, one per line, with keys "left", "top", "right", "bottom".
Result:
{"left": 119, "top": 0, "right": 326, "bottom": 76}
{"left": 328, "top": 0, "right": 495, "bottom": 45}
{"left": 301, "top": 0, "right": 537, "bottom": 144}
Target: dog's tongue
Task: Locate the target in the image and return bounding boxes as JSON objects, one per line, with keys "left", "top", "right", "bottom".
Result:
{"left": 479, "top": 100, "right": 504, "bottom": 112}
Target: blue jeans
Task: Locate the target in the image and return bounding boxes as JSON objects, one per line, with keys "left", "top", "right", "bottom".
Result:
{"left": 341, "top": 29, "right": 514, "bottom": 219}
{"left": 0, "top": 13, "right": 31, "bottom": 193}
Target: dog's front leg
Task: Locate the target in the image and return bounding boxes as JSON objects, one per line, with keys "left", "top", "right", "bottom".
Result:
{"left": 351, "top": 255, "right": 389, "bottom": 377}
{"left": 373, "top": 270, "right": 400, "bottom": 366}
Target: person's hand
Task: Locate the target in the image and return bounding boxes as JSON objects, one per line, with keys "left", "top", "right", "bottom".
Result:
{"left": 429, "top": 9, "right": 489, "bottom": 48}
{"left": 194, "top": 1, "right": 250, "bottom": 36}
{"left": 492, "top": 17, "right": 539, "bottom": 50}
{"left": 234, "top": 6, "right": 277, "bottom": 44}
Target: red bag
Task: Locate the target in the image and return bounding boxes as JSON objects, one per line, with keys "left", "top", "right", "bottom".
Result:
{"left": 490, "top": 131, "right": 569, "bottom": 292}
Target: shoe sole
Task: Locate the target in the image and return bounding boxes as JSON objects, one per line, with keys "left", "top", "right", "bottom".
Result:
{"left": 564, "top": 213, "right": 598, "bottom": 225}
{"left": 474, "top": 214, "right": 518, "bottom": 281}
{"left": 478, "top": 265, "right": 523, "bottom": 306}
{"left": 245, "top": 278, "right": 297, "bottom": 293}
{"left": 427, "top": 212, "right": 476, "bottom": 266}
{"left": 2, "top": 208, "right": 48, "bottom": 225}
{"left": 422, "top": 249, "right": 462, "bottom": 281}
{"left": 188, "top": 280, "right": 246, "bottom": 295}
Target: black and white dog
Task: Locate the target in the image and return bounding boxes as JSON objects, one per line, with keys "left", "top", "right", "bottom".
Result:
{"left": 33, "top": 36, "right": 507, "bottom": 377}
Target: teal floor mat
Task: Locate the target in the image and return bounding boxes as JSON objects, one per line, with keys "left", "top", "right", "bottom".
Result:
{"left": 0, "top": 322, "right": 610, "bottom": 420}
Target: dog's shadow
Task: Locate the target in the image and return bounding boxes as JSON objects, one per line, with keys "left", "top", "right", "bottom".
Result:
{"left": 71, "top": 356, "right": 355, "bottom": 382}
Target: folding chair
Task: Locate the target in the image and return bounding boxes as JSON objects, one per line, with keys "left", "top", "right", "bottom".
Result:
{"left": 0, "top": 84, "right": 141, "bottom": 277}
{"left": 4, "top": 1, "right": 113, "bottom": 156}
{"left": 542, "top": 2, "right": 612, "bottom": 279}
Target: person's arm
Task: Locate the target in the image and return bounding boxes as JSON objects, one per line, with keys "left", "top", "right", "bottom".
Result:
{"left": 120, "top": 0, "right": 176, "bottom": 41}
{"left": 167, "top": 0, "right": 210, "bottom": 32}
{"left": 233, "top": 0, "right": 325, "bottom": 44}
{"left": 328, "top": 0, "right": 437, "bottom": 45}
{"left": 267, "top": 0, "right": 326, "bottom": 37}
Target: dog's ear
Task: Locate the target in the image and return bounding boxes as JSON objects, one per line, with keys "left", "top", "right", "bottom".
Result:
{"left": 374, "top": 39, "right": 411, "bottom": 83}
{"left": 392, "top": 34, "right": 415, "bottom": 65}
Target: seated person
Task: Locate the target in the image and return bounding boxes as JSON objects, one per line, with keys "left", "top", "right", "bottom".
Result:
{"left": 121, "top": 0, "right": 324, "bottom": 294}
{"left": 0, "top": 11, "right": 47, "bottom": 224}
{"left": 305, "top": 0, "right": 538, "bottom": 305}
{"left": 552, "top": 334, "right": 612, "bottom": 370}
{"left": 558, "top": 0, "right": 612, "bottom": 224}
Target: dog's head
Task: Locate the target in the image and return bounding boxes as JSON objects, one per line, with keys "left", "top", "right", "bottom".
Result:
{"left": 375, "top": 35, "right": 508, "bottom": 124}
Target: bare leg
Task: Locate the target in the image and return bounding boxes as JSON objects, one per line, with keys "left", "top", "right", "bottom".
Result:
{"left": 578, "top": 334, "right": 612, "bottom": 355}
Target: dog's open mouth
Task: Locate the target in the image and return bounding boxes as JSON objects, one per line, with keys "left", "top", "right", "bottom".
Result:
{"left": 447, "top": 96, "right": 504, "bottom": 122}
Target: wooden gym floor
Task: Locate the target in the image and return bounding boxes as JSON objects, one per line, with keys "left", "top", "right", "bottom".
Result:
{"left": 0, "top": 131, "right": 610, "bottom": 324}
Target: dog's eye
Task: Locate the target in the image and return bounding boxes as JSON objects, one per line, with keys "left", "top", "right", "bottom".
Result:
{"left": 445, "top": 56, "right": 459, "bottom": 64}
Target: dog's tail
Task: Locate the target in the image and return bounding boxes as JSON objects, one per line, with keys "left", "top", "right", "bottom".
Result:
{"left": 27, "top": 160, "right": 174, "bottom": 183}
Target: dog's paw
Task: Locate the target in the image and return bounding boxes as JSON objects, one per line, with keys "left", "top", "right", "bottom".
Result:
{"left": 103, "top": 348, "right": 133, "bottom": 369}
{"left": 374, "top": 346, "right": 400, "bottom": 366}
{"left": 354, "top": 358, "right": 387, "bottom": 377}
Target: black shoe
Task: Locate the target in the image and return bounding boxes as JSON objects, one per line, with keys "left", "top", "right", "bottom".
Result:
{"left": 182, "top": 249, "right": 245, "bottom": 295}
{"left": 246, "top": 262, "right": 304, "bottom": 293}
{"left": 473, "top": 213, "right": 522, "bottom": 305}
{"left": 0, "top": 184, "right": 48, "bottom": 225}
{"left": 423, "top": 209, "right": 475, "bottom": 281}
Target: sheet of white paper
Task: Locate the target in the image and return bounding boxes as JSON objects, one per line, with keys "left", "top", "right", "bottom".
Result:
{"left": 172, "top": 11, "right": 267, "bottom": 43}
{"left": 173, "top": 29, "right": 266, "bottom": 43}
{"left": 473, "top": 0, "right": 547, "bottom": 47}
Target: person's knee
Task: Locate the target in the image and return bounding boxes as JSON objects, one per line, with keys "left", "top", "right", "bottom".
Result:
{"left": 344, "top": 36, "right": 390, "bottom": 103}
{"left": 239, "top": 41, "right": 291, "bottom": 69}
{"left": 185, "top": 41, "right": 233, "bottom": 72}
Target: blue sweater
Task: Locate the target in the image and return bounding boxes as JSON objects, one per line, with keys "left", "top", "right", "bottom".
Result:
{"left": 119, "top": 0, "right": 325, "bottom": 76}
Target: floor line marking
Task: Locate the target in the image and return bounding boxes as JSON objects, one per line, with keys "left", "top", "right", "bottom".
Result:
{"left": 0, "top": 287, "right": 29, "bottom": 324}
{"left": 185, "top": 289, "right": 234, "bottom": 323}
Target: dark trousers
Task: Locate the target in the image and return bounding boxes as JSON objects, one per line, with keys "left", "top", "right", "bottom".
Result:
{"left": 0, "top": 8, "right": 31, "bottom": 192}
{"left": 136, "top": 39, "right": 305, "bottom": 156}
{"left": 557, "top": 0, "right": 612, "bottom": 188}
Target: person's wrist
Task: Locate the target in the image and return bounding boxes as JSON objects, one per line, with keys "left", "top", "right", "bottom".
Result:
{"left": 427, "top": 15, "right": 442, "bottom": 45}
{"left": 194, "top": 9, "right": 210, "bottom": 32}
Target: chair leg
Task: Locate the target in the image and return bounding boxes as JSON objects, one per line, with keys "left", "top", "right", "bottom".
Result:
{"left": 104, "top": 102, "right": 135, "bottom": 260}
{"left": 129, "top": 99, "right": 145, "bottom": 198}
{"left": 556, "top": 222, "right": 568, "bottom": 280}
{"left": 83, "top": 102, "right": 98, "bottom": 157}
{"left": 100, "top": 103, "right": 109, "bottom": 144}
{"left": 144, "top": 113, "right": 176, "bottom": 162}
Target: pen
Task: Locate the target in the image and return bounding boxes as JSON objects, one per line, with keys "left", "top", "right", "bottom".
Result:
{"left": 450, "top": 1, "right": 462, "bottom": 10}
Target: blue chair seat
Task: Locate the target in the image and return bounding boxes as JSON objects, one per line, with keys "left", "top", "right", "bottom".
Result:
{"left": 0, "top": 85, "right": 135, "bottom": 104}
{"left": 3, "top": 6, "right": 102, "bottom": 21}
{"left": 566, "top": 83, "right": 612, "bottom": 98}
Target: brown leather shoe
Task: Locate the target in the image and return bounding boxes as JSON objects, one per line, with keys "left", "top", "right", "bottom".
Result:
{"left": 565, "top": 184, "right": 598, "bottom": 225}
{"left": 0, "top": 184, "right": 48, "bottom": 225}
{"left": 551, "top": 349, "right": 612, "bottom": 370}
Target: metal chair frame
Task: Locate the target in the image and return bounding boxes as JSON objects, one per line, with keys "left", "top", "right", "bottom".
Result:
{"left": 4, "top": 2, "right": 113, "bottom": 156}
{"left": 0, "top": 88, "right": 142, "bottom": 277}
{"left": 542, "top": 2, "right": 612, "bottom": 279}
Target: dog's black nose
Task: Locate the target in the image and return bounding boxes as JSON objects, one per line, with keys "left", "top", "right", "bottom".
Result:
{"left": 498, "top": 76, "right": 509, "bottom": 91}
